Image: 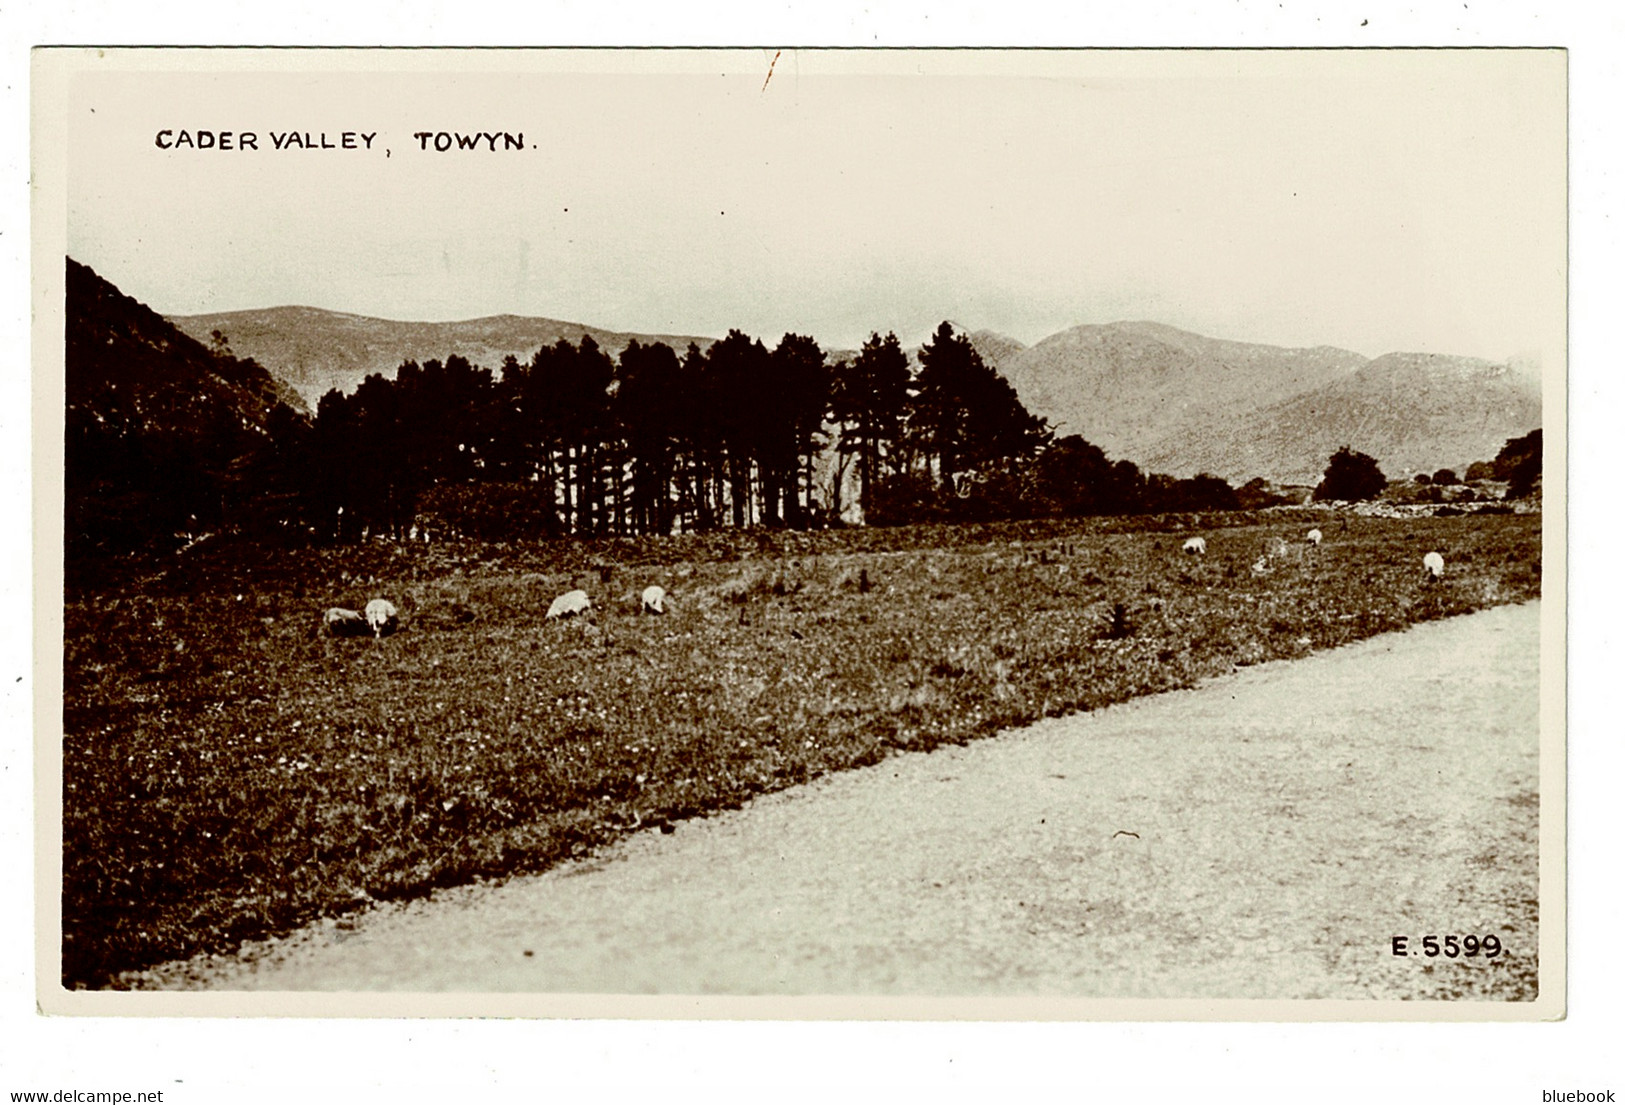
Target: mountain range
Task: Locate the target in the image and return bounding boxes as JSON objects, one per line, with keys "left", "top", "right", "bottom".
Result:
{"left": 169, "top": 307, "right": 715, "bottom": 409}
{"left": 166, "top": 302, "right": 1539, "bottom": 489}
{"left": 972, "top": 321, "right": 1539, "bottom": 486}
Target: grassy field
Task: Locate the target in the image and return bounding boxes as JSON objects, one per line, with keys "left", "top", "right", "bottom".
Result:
{"left": 61, "top": 509, "right": 1542, "bottom": 988}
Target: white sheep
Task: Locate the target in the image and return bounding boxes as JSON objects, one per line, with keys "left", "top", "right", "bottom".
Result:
{"left": 1182, "top": 537, "right": 1207, "bottom": 555}
{"left": 641, "top": 585, "right": 667, "bottom": 615}
{"left": 1307, "top": 528, "right": 1323, "bottom": 546}
{"left": 1423, "top": 551, "right": 1445, "bottom": 581}
{"left": 547, "top": 589, "right": 593, "bottom": 619}
{"left": 364, "top": 598, "right": 399, "bottom": 637}
{"left": 322, "top": 606, "right": 368, "bottom": 638}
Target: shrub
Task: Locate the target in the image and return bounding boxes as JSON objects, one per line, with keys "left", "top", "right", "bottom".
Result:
{"left": 1313, "top": 446, "right": 1387, "bottom": 502}
{"left": 1233, "top": 478, "right": 1294, "bottom": 510}
{"left": 1147, "top": 473, "right": 1240, "bottom": 513}
{"left": 866, "top": 471, "right": 955, "bottom": 527}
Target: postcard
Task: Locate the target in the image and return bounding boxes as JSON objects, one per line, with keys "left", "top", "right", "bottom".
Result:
{"left": 33, "top": 46, "right": 1565, "bottom": 1020}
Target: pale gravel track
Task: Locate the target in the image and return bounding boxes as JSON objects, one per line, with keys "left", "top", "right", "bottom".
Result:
{"left": 132, "top": 602, "right": 1541, "bottom": 999}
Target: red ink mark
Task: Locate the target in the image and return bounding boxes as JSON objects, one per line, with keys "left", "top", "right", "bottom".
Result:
{"left": 762, "top": 50, "right": 781, "bottom": 92}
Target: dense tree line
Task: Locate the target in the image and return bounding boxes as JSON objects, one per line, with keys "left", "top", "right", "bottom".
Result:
{"left": 282, "top": 320, "right": 1264, "bottom": 544}
{"left": 284, "top": 333, "right": 811, "bottom": 540}
{"left": 237, "top": 320, "right": 1258, "bottom": 543}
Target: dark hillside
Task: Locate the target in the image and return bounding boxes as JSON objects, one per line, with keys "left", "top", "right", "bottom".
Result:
{"left": 65, "top": 257, "right": 307, "bottom": 557}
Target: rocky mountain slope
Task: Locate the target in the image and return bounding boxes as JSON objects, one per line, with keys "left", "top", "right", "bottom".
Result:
{"left": 998, "top": 321, "right": 1539, "bottom": 485}
{"left": 1137, "top": 351, "right": 1542, "bottom": 485}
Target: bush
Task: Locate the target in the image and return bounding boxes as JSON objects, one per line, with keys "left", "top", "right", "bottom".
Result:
{"left": 1497, "top": 429, "right": 1542, "bottom": 498}
{"left": 1147, "top": 473, "right": 1240, "bottom": 514}
{"left": 1507, "top": 462, "right": 1540, "bottom": 499}
{"left": 1313, "top": 446, "right": 1387, "bottom": 502}
{"left": 1234, "top": 478, "right": 1294, "bottom": 510}
{"left": 866, "top": 471, "right": 955, "bottom": 526}
{"left": 955, "top": 467, "right": 1030, "bottom": 523}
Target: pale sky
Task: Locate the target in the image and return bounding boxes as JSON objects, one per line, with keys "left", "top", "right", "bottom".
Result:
{"left": 59, "top": 49, "right": 1566, "bottom": 362}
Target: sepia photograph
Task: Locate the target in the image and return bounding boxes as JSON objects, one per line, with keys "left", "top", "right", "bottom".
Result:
{"left": 33, "top": 46, "right": 1565, "bottom": 1019}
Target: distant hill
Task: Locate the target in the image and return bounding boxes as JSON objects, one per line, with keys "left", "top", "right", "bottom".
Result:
{"left": 999, "top": 321, "right": 1365, "bottom": 456}
{"left": 1138, "top": 351, "right": 1543, "bottom": 486}
{"left": 997, "top": 320, "right": 1539, "bottom": 485}
{"left": 889, "top": 323, "right": 1027, "bottom": 372}
{"left": 66, "top": 258, "right": 306, "bottom": 556}
{"left": 169, "top": 306, "right": 717, "bottom": 405}
{"left": 965, "top": 329, "right": 1028, "bottom": 374}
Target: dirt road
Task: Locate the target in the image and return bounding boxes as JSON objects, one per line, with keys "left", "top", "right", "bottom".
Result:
{"left": 133, "top": 602, "right": 1542, "bottom": 999}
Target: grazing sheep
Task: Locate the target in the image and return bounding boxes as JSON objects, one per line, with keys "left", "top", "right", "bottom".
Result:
{"left": 641, "top": 585, "right": 667, "bottom": 615}
{"left": 322, "top": 607, "right": 370, "bottom": 638}
{"left": 1423, "top": 551, "right": 1446, "bottom": 582}
{"left": 1307, "top": 528, "right": 1323, "bottom": 546}
{"left": 547, "top": 589, "right": 593, "bottom": 619}
{"left": 1182, "top": 537, "right": 1207, "bottom": 555}
{"left": 364, "top": 598, "right": 399, "bottom": 637}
